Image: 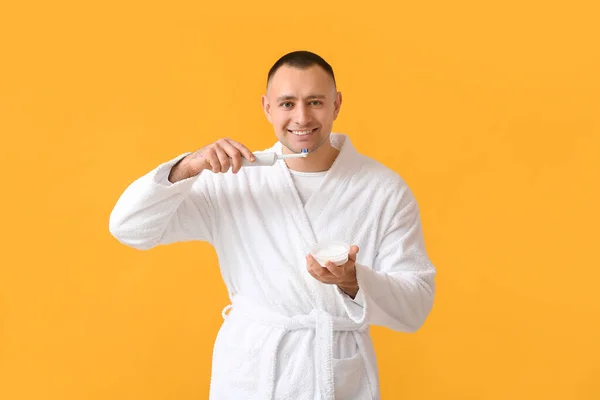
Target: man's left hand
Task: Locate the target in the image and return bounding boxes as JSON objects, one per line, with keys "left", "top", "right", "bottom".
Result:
{"left": 306, "top": 245, "right": 360, "bottom": 299}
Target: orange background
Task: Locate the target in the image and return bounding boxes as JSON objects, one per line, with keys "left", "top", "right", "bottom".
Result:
{"left": 1, "top": 1, "right": 599, "bottom": 399}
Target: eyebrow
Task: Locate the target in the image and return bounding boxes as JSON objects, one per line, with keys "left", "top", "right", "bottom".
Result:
{"left": 276, "top": 94, "right": 327, "bottom": 102}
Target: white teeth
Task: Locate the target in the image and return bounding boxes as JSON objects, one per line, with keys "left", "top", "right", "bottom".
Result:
{"left": 291, "top": 129, "right": 314, "bottom": 136}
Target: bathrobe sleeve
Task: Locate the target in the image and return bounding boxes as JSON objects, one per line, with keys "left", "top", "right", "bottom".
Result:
{"left": 336, "top": 184, "right": 436, "bottom": 333}
{"left": 109, "top": 154, "right": 217, "bottom": 249}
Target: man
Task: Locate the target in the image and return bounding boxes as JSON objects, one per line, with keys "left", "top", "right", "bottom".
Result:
{"left": 109, "top": 51, "right": 436, "bottom": 399}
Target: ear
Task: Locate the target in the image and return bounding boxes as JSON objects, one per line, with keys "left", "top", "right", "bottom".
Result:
{"left": 261, "top": 94, "right": 272, "bottom": 124}
{"left": 333, "top": 91, "right": 342, "bottom": 120}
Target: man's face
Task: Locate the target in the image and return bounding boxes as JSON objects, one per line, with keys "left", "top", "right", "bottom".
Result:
{"left": 262, "top": 65, "right": 342, "bottom": 154}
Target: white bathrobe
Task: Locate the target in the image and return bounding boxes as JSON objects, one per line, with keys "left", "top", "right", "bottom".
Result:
{"left": 109, "top": 133, "right": 436, "bottom": 399}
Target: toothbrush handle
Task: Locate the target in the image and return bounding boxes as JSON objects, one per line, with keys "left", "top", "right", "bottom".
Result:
{"left": 240, "top": 152, "right": 277, "bottom": 167}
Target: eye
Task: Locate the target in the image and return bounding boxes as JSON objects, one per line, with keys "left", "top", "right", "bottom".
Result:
{"left": 309, "top": 100, "right": 323, "bottom": 106}
{"left": 280, "top": 102, "right": 293, "bottom": 108}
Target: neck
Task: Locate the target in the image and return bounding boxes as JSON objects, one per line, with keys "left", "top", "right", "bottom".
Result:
{"left": 283, "top": 140, "right": 339, "bottom": 172}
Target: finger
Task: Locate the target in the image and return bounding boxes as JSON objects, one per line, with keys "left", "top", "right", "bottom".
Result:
{"left": 213, "top": 145, "right": 230, "bottom": 173}
{"left": 203, "top": 149, "right": 221, "bottom": 173}
{"left": 226, "top": 139, "right": 255, "bottom": 162}
{"left": 308, "top": 267, "right": 335, "bottom": 284}
{"left": 306, "top": 259, "right": 324, "bottom": 280}
{"left": 348, "top": 245, "right": 359, "bottom": 262}
{"left": 306, "top": 255, "right": 331, "bottom": 278}
{"left": 307, "top": 266, "right": 320, "bottom": 281}
{"left": 323, "top": 261, "right": 344, "bottom": 278}
{"left": 219, "top": 140, "right": 243, "bottom": 174}
{"left": 306, "top": 254, "right": 326, "bottom": 272}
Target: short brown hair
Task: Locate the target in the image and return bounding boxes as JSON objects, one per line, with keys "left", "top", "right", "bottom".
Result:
{"left": 267, "top": 50, "right": 336, "bottom": 88}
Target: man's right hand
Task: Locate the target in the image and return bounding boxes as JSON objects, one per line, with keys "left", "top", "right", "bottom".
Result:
{"left": 168, "top": 138, "right": 256, "bottom": 183}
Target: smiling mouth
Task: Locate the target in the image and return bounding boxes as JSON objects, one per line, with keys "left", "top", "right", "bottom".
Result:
{"left": 288, "top": 128, "right": 319, "bottom": 136}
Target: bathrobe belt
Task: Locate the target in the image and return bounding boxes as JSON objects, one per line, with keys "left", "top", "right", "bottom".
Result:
{"left": 222, "top": 295, "right": 371, "bottom": 400}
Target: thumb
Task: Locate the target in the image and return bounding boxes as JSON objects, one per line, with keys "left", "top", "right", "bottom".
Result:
{"left": 348, "top": 245, "right": 359, "bottom": 261}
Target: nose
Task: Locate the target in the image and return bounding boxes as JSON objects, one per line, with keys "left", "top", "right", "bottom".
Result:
{"left": 293, "top": 104, "right": 312, "bottom": 126}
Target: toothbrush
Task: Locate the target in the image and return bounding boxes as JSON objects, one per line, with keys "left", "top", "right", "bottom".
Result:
{"left": 241, "top": 148, "right": 309, "bottom": 167}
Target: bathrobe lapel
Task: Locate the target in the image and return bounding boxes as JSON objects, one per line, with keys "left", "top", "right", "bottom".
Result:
{"left": 268, "top": 134, "right": 362, "bottom": 310}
